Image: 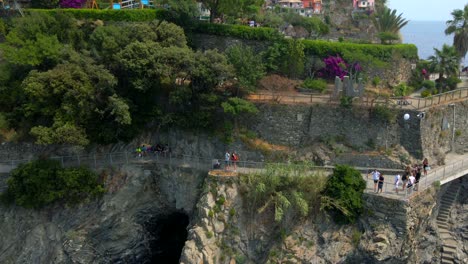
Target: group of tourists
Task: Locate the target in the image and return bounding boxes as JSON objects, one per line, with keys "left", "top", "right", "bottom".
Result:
{"left": 222, "top": 151, "right": 240, "bottom": 171}
{"left": 371, "top": 158, "right": 430, "bottom": 194}
{"left": 135, "top": 143, "right": 170, "bottom": 157}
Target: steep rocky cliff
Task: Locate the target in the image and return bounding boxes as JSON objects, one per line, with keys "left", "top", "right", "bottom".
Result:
{"left": 0, "top": 164, "right": 205, "bottom": 263}
{"left": 180, "top": 172, "right": 461, "bottom": 264}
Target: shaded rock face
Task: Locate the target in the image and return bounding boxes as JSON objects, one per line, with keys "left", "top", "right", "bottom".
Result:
{"left": 0, "top": 164, "right": 204, "bottom": 263}
{"left": 146, "top": 212, "right": 189, "bottom": 263}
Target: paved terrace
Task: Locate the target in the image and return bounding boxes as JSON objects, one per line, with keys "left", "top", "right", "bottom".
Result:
{"left": 1, "top": 151, "right": 467, "bottom": 201}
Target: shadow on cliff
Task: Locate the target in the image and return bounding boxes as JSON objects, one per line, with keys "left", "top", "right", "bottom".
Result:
{"left": 145, "top": 211, "right": 189, "bottom": 263}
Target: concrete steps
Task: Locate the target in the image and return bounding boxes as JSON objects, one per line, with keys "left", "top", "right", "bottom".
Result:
{"left": 436, "top": 182, "right": 461, "bottom": 264}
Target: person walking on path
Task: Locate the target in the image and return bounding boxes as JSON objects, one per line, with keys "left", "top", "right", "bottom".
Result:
{"left": 402, "top": 166, "right": 410, "bottom": 191}
{"left": 415, "top": 166, "right": 422, "bottom": 191}
{"left": 423, "top": 158, "right": 429, "bottom": 176}
{"left": 231, "top": 151, "right": 239, "bottom": 172}
{"left": 394, "top": 174, "right": 401, "bottom": 194}
{"left": 407, "top": 174, "right": 416, "bottom": 193}
{"left": 378, "top": 173, "right": 385, "bottom": 193}
{"left": 372, "top": 169, "right": 381, "bottom": 193}
{"left": 224, "top": 151, "right": 231, "bottom": 171}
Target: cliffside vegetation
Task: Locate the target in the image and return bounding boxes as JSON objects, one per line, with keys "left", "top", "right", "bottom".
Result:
{"left": 239, "top": 164, "right": 365, "bottom": 230}
{"left": 0, "top": 13, "right": 246, "bottom": 145}
{"left": 1, "top": 159, "right": 104, "bottom": 208}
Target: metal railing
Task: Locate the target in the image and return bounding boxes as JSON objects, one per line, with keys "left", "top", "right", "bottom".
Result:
{"left": 248, "top": 87, "right": 468, "bottom": 110}
{"left": 1, "top": 151, "right": 467, "bottom": 201}
{"left": 0, "top": 151, "right": 406, "bottom": 174}
{"left": 363, "top": 156, "right": 468, "bottom": 199}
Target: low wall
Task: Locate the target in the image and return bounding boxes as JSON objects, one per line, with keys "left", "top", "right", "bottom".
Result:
{"left": 420, "top": 101, "right": 468, "bottom": 164}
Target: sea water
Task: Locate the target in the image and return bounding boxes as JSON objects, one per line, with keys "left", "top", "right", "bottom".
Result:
{"left": 400, "top": 20, "right": 467, "bottom": 64}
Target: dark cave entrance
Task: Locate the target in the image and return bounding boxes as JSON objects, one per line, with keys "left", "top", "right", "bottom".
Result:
{"left": 147, "top": 211, "right": 189, "bottom": 264}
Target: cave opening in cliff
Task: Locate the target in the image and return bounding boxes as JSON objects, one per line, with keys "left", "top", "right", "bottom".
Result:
{"left": 147, "top": 211, "right": 189, "bottom": 263}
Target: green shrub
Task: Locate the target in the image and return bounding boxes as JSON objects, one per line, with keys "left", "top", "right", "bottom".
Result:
{"left": 421, "top": 90, "right": 432, "bottom": 98}
{"left": 373, "top": 104, "right": 397, "bottom": 123}
{"left": 422, "top": 80, "right": 435, "bottom": 89}
{"left": 235, "top": 254, "right": 247, "bottom": 264}
{"left": 27, "top": 8, "right": 170, "bottom": 22}
{"left": 0, "top": 112, "right": 8, "bottom": 130}
{"left": 229, "top": 208, "right": 236, "bottom": 217}
{"left": 3, "top": 159, "right": 104, "bottom": 208}
{"left": 216, "top": 195, "right": 226, "bottom": 206}
{"left": 193, "top": 22, "right": 282, "bottom": 41}
{"left": 301, "top": 40, "right": 418, "bottom": 61}
{"left": 240, "top": 163, "right": 327, "bottom": 226}
{"left": 446, "top": 76, "right": 461, "bottom": 90}
{"left": 301, "top": 78, "right": 327, "bottom": 93}
{"left": 352, "top": 228, "right": 362, "bottom": 248}
{"left": 372, "top": 76, "right": 381, "bottom": 87}
{"left": 340, "top": 96, "right": 353, "bottom": 108}
{"left": 321, "top": 165, "right": 366, "bottom": 223}
{"left": 393, "top": 83, "right": 413, "bottom": 96}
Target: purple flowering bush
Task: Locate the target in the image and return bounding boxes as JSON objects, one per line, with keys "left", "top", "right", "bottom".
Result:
{"left": 320, "top": 55, "right": 348, "bottom": 80}
{"left": 319, "top": 55, "right": 362, "bottom": 81}
{"left": 60, "top": 0, "right": 86, "bottom": 8}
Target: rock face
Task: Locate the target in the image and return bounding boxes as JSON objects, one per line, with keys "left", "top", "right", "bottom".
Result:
{"left": 181, "top": 173, "right": 459, "bottom": 264}
{"left": 0, "top": 164, "right": 205, "bottom": 263}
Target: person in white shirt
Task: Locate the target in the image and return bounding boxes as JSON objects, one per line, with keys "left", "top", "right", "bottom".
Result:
{"left": 407, "top": 175, "right": 416, "bottom": 190}
{"left": 224, "top": 151, "right": 230, "bottom": 170}
{"left": 394, "top": 174, "right": 401, "bottom": 194}
{"left": 371, "top": 169, "right": 381, "bottom": 193}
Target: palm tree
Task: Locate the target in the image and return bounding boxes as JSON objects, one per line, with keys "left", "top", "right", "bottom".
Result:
{"left": 445, "top": 4, "right": 468, "bottom": 60}
{"left": 428, "top": 44, "right": 460, "bottom": 92}
{"left": 372, "top": 7, "right": 409, "bottom": 44}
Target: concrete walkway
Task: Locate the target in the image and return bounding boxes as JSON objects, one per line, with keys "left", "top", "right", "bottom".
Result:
{"left": 1, "top": 152, "right": 468, "bottom": 201}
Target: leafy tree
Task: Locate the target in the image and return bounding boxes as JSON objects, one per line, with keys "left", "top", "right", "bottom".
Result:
{"left": 153, "top": 0, "right": 199, "bottom": 25}
{"left": 200, "top": 0, "right": 263, "bottom": 23}
{"left": 226, "top": 44, "right": 265, "bottom": 92}
{"left": 221, "top": 0, "right": 264, "bottom": 22}
{"left": 3, "top": 159, "right": 104, "bottom": 209}
{"left": 372, "top": 8, "right": 409, "bottom": 44}
{"left": 20, "top": 54, "right": 128, "bottom": 145}
{"left": 281, "top": 39, "right": 305, "bottom": 79}
{"left": 321, "top": 165, "right": 366, "bottom": 223}
{"left": 428, "top": 44, "right": 460, "bottom": 92}
{"left": 445, "top": 4, "right": 468, "bottom": 59}
{"left": 1, "top": 32, "right": 62, "bottom": 67}
{"left": 221, "top": 97, "right": 258, "bottom": 131}
{"left": 222, "top": 97, "right": 258, "bottom": 116}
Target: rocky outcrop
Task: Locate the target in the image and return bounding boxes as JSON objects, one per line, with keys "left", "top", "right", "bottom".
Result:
{"left": 180, "top": 174, "right": 359, "bottom": 264}
{"left": 180, "top": 172, "right": 450, "bottom": 264}
{"left": 0, "top": 164, "right": 205, "bottom": 263}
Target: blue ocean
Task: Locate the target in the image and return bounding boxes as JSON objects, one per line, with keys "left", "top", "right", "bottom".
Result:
{"left": 400, "top": 20, "right": 467, "bottom": 63}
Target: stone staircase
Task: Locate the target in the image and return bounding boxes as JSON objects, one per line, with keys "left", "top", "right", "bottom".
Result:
{"left": 436, "top": 182, "right": 461, "bottom": 264}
